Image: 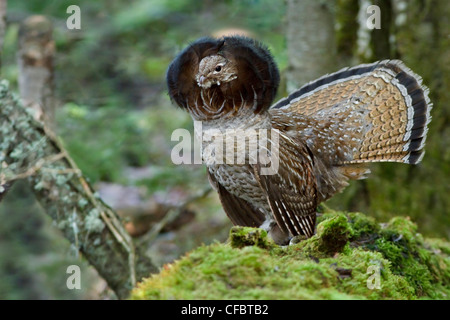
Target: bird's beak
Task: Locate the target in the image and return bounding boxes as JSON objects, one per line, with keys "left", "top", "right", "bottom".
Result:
{"left": 198, "top": 75, "right": 205, "bottom": 86}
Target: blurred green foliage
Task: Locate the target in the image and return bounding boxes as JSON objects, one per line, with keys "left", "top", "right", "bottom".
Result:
{"left": 5, "top": 0, "right": 286, "bottom": 106}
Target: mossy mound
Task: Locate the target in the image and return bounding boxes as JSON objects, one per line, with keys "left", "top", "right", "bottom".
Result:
{"left": 131, "top": 211, "right": 450, "bottom": 300}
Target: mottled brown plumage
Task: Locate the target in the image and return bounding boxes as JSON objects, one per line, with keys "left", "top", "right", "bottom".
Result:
{"left": 167, "top": 36, "right": 432, "bottom": 245}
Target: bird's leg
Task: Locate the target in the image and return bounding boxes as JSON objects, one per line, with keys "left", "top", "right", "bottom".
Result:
{"left": 259, "top": 218, "right": 276, "bottom": 233}
{"left": 260, "top": 219, "right": 292, "bottom": 245}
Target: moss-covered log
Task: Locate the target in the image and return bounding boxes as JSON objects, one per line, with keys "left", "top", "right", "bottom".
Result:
{"left": 0, "top": 81, "right": 157, "bottom": 299}
{"left": 131, "top": 210, "right": 450, "bottom": 300}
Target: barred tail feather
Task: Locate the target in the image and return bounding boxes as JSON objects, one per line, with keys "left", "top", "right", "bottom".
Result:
{"left": 271, "top": 60, "right": 432, "bottom": 166}
{"left": 352, "top": 60, "right": 432, "bottom": 164}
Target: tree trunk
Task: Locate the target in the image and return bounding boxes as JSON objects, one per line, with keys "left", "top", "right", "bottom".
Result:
{"left": 369, "top": 0, "right": 393, "bottom": 59}
{"left": 0, "top": 0, "right": 5, "bottom": 45}
{"left": 2, "top": 15, "right": 55, "bottom": 220}
{"left": 285, "top": 0, "right": 337, "bottom": 91}
{"left": 0, "top": 81, "right": 157, "bottom": 298}
{"left": 0, "top": 0, "right": 7, "bottom": 200}
{"left": 17, "top": 15, "right": 55, "bottom": 127}
{"left": 336, "top": 0, "right": 359, "bottom": 66}
{"left": 0, "top": 0, "right": 6, "bottom": 70}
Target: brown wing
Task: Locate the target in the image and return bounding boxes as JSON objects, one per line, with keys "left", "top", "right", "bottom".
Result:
{"left": 208, "top": 170, "right": 265, "bottom": 228}
{"left": 254, "top": 133, "right": 317, "bottom": 238}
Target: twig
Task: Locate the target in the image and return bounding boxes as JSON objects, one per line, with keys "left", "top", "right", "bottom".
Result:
{"left": 2, "top": 152, "right": 66, "bottom": 181}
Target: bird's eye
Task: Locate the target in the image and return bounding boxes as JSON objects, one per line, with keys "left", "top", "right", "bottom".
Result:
{"left": 215, "top": 65, "right": 222, "bottom": 72}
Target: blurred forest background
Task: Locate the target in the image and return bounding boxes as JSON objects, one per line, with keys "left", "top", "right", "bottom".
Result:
{"left": 0, "top": 0, "right": 448, "bottom": 299}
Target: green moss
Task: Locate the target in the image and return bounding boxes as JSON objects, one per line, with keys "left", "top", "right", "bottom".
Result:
{"left": 370, "top": 217, "right": 450, "bottom": 298}
{"left": 348, "top": 212, "right": 380, "bottom": 238}
{"left": 131, "top": 211, "right": 450, "bottom": 300}
{"left": 229, "top": 226, "right": 274, "bottom": 250}
{"left": 293, "top": 213, "right": 352, "bottom": 259}
{"left": 317, "top": 213, "right": 352, "bottom": 254}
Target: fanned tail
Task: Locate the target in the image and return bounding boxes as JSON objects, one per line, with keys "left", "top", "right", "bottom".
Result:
{"left": 272, "top": 60, "right": 432, "bottom": 165}
{"left": 350, "top": 60, "right": 432, "bottom": 164}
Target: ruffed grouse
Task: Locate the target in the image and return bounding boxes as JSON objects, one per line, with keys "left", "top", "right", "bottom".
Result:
{"left": 166, "top": 36, "right": 432, "bottom": 245}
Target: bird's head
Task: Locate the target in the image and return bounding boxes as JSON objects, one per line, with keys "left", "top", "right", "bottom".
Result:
{"left": 167, "top": 36, "right": 280, "bottom": 120}
{"left": 195, "top": 55, "right": 238, "bottom": 89}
